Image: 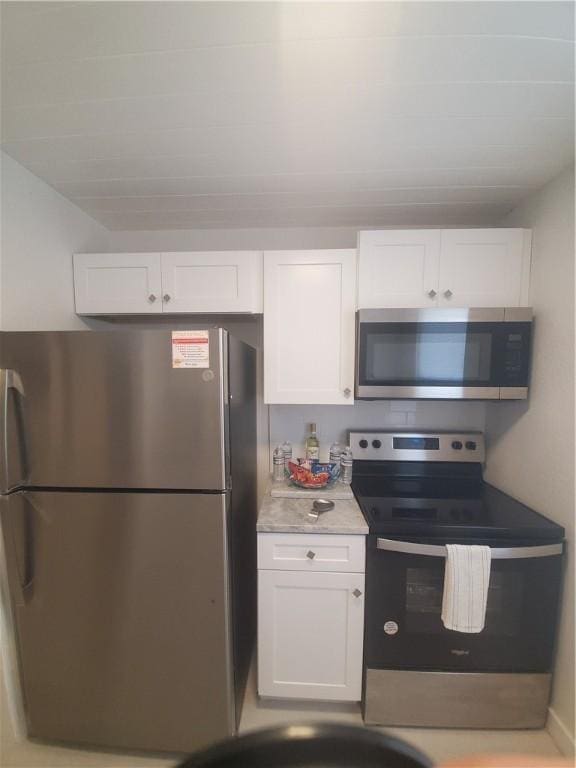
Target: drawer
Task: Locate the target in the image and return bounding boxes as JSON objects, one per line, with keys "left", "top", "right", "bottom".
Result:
{"left": 257, "top": 532, "right": 365, "bottom": 573}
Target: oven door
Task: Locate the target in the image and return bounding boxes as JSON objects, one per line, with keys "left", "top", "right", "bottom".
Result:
{"left": 356, "top": 312, "right": 531, "bottom": 399}
{"left": 364, "top": 537, "right": 563, "bottom": 673}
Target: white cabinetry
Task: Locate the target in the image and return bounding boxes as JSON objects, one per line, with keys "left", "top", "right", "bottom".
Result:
{"left": 357, "top": 230, "right": 441, "bottom": 308}
{"left": 161, "top": 251, "right": 262, "bottom": 313}
{"left": 73, "top": 253, "right": 163, "bottom": 315}
{"left": 438, "top": 229, "right": 531, "bottom": 307}
{"left": 358, "top": 229, "right": 531, "bottom": 309}
{"left": 263, "top": 250, "right": 356, "bottom": 405}
{"left": 74, "top": 251, "right": 263, "bottom": 314}
{"left": 257, "top": 532, "right": 365, "bottom": 702}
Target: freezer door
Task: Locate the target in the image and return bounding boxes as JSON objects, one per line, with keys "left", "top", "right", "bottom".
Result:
{"left": 0, "top": 490, "right": 235, "bottom": 753}
{"left": 0, "top": 329, "right": 228, "bottom": 490}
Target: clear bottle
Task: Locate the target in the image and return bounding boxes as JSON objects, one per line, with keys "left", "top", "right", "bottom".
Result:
{"left": 272, "top": 445, "right": 285, "bottom": 482}
{"left": 304, "top": 423, "right": 320, "bottom": 461}
{"left": 329, "top": 441, "right": 342, "bottom": 467}
{"left": 281, "top": 440, "right": 292, "bottom": 463}
{"left": 339, "top": 446, "right": 353, "bottom": 484}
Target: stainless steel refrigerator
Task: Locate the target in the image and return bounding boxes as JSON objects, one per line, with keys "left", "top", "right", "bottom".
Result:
{"left": 0, "top": 328, "right": 257, "bottom": 754}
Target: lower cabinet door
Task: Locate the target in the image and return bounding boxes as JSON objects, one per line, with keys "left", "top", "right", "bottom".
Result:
{"left": 258, "top": 569, "right": 364, "bottom": 701}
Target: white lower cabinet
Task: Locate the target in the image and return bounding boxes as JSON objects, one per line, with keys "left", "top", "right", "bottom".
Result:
{"left": 258, "top": 533, "right": 365, "bottom": 702}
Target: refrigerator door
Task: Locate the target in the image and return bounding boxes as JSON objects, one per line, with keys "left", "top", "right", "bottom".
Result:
{"left": 0, "top": 490, "right": 235, "bottom": 753}
{"left": 0, "top": 330, "right": 228, "bottom": 491}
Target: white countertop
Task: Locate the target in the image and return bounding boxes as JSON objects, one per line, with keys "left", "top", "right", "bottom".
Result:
{"left": 257, "top": 482, "right": 368, "bottom": 534}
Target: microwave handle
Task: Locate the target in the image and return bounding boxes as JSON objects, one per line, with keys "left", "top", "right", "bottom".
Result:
{"left": 376, "top": 538, "right": 563, "bottom": 559}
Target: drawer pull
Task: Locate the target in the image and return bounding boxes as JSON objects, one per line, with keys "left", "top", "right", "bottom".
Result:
{"left": 352, "top": 588, "right": 362, "bottom": 598}
{"left": 306, "top": 550, "right": 316, "bottom": 560}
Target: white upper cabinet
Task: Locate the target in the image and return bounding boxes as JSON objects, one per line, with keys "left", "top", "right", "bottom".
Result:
{"left": 264, "top": 250, "right": 356, "bottom": 405}
{"left": 73, "top": 253, "right": 163, "bottom": 315}
{"left": 160, "top": 251, "right": 262, "bottom": 313}
{"left": 74, "top": 251, "right": 263, "bottom": 314}
{"left": 358, "top": 230, "right": 441, "bottom": 308}
{"left": 358, "top": 228, "right": 531, "bottom": 309}
{"left": 438, "top": 229, "right": 531, "bottom": 307}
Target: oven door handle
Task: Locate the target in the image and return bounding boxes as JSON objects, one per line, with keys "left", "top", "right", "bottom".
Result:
{"left": 376, "top": 538, "right": 563, "bottom": 559}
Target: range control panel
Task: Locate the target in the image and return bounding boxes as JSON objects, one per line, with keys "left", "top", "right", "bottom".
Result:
{"left": 349, "top": 431, "right": 485, "bottom": 463}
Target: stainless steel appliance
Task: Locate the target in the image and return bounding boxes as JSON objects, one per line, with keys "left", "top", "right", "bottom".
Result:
{"left": 350, "top": 430, "right": 564, "bottom": 729}
{"left": 0, "top": 329, "right": 257, "bottom": 754}
{"left": 355, "top": 308, "right": 533, "bottom": 400}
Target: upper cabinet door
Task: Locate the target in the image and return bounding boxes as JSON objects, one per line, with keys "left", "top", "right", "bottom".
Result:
{"left": 264, "top": 250, "right": 356, "bottom": 405}
{"left": 439, "top": 229, "right": 531, "bottom": 307}
{"left": 160, "top": 252, "right": 263, "bottom": 313}
{"left": 74, "top": 253, "right": 162, "bottom": 314}
{"left": 357, "top": 230, "right": 441, "bottom": 308}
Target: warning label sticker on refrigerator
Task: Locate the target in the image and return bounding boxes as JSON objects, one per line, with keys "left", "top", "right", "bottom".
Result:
{"left": 171, "top": 331, "right": 210, "bottom": 368}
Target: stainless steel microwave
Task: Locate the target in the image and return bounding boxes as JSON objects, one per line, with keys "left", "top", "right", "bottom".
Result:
{"left": 356, "top": 308, "right": 533, "bottom": 400}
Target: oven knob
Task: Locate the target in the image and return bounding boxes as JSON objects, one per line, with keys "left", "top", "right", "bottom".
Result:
{"left": 359, "top": 439, "right": 368, "bottom": 449}
{"left": 465, "top": 441, "right": 477, "bottom": 450}
{"left": 451, "top": 441, "right": 463, "bottom": 450}
{"left": 372, "top": 439, "right": 382, "bottom": 449}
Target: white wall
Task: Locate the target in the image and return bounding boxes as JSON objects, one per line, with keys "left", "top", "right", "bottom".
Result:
{"left": 484, "top": 166, "right": 575, "bottom": 756}
{"left": 0, "top": 153, "right": 110, "bottom": 330}
{"left": 108, "top": 226, "right": 360, "bottom": 252}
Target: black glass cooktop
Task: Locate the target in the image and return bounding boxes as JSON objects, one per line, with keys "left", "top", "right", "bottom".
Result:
{"left": 352, "top": 462, "right": 564, "bottom": 541}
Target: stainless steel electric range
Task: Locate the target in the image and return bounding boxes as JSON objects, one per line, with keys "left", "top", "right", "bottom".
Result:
{"left": 350, "top": 430, "right": 565, "bottom": 729}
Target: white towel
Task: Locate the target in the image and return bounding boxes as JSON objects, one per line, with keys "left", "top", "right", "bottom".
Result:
{"left": 441, "top": 544, "right": 491, "bottom": 633}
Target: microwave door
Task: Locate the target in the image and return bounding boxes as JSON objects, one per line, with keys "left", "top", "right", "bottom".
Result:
{"left": 355, "top": 309, "right": 532, "bottom": 400}
{"left": 356, "top": 321, "right": 500, "bottom": 399}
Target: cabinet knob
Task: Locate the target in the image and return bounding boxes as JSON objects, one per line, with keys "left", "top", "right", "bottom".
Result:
{"left": 352, "top": 588, "right": 362, "bottom": 598}
{"left": 148, "top": 294, "right": 157, "bottom": 303}
{"left": 306, "top": 550, "right": 316, "bottom": 560}
{"left": 343, "top": 387, "right": 351, "bottom": 398}
{"left": 163, "top": 293, "right": 171, "bottom": 303}
{"left": 444, "top": 289, "right": 453, "bottom": 299}
{"left": 427, "top": 289, "right": 437, "bottom": 299}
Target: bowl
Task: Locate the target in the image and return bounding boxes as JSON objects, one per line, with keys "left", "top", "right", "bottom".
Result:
{"left": 287, "top": 459, "right": 339, "bottom": 489}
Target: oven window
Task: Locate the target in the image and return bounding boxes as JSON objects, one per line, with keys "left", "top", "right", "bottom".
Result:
{"left": 405, "top": 567, "right": 523, "bottom": 636}
{"left": 362, "top": 324, "right": 494, "bottom": 385}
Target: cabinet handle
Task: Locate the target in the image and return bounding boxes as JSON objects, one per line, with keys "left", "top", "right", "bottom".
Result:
{"left": 427, "top": 289, "right": 437, "bottom": 299}
{"left": 352, "top": 588, "right": 362, "bottom": 598}
{"left": 343, "top": 387, "right": 351, "bottom": 398}
{"left": 163, "top": 294, "right": 171, "bottom": 303}
{"left": 306, "top": 550, "right": 316, "bottom": 560}
{"left": 443, "top": 289, "right": 453, "bottom": 299}
{"left": 148, "top": 294, "right": 157, "bottom": 303}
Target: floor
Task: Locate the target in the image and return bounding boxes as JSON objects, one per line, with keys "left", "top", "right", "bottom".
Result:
{"left": 1, "top": 662, "right": 564, "bottom": 768}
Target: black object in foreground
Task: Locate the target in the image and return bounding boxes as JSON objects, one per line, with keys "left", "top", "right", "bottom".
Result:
{"left": 176, "top": 722, "right": 434, "bottom": 768}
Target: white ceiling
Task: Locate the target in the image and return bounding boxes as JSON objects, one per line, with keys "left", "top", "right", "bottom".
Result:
{"left": 1, "top": 1, "right": 574, "bottom": 231}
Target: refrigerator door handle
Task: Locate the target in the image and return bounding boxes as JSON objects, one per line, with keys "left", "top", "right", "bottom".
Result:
{"left": 0, "top": 369, "right": 26, "bottom": 493}
{"left": 20, "top": 495, "right": 35, "bottom": 593}
{"left": 3, "top": 493, "right": 35, "bottom": 605}
{"left": 0, "top": 506, "right": 28, "bottom": 738}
